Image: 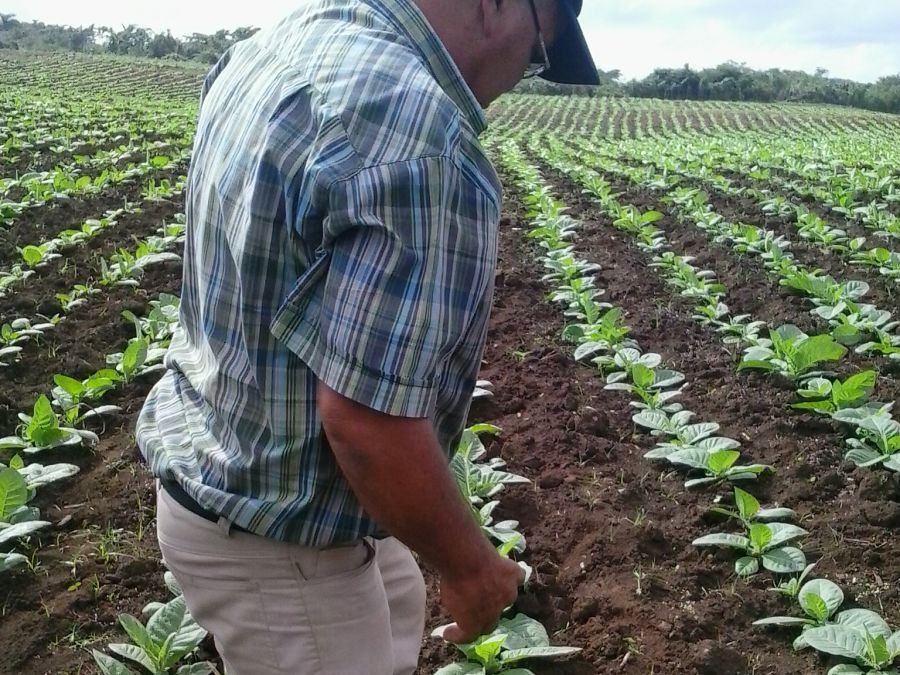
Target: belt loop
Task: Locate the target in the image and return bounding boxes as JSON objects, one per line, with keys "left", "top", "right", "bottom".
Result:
{"left": 217, "top": 516, "right": 234, "bottom": 537}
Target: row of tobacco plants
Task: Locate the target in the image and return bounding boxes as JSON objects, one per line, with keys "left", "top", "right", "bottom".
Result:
{"left": 492, "top": 135, "right": 900, "bottom": 675}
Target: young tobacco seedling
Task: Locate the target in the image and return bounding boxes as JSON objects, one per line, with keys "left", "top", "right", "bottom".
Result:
{"left": 665, "top": 449, "right": 772, "bottom": 489}
{"left": 636, "top": 410, "right": 741, "bottom": 460}
{"left": 832, "top": 412, "right": 900, "bottom": 472}
{"left": 708, "top": 487, "right": 796, "bottom": 527}
{"left": 693, "top": 520, "right": 807, "bottom": 577}
{"left": 433, "top": 614, "right": 580, "bottom": 675}
{"left": 91, "top": 594, "right": 214, "bottom": 675}
{"left": 52, "top": 373, "right": 123, "bottom": 426}
{"left": 604, "top": 358, "right": 685, "bottom": 414}
{"left": 769, "top": 563, "right": 817, "bottom": 598}
{"left": 754, "top": 578, "right": 845, "bottom": 645}
{"left": 0, "top": 395, "right": 98, "bottom": 454}
{"left": 740, "top": 325, "right": 847, "bottom": 382}
{"left": 800, "top": 610, "right": 900, "bottom": 674}
{"left": 0, "top": 465, "right": 50, "bottom": 571}
{"left": 450, "top": 425, "right": 528, "bottom": 506}
{"left": 792, "top": 371, "right": 889, "bottom": 417}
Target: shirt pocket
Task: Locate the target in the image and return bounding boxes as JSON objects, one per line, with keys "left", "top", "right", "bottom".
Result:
{"left": 269, "top": 248, "right": 331, "bottom": 354}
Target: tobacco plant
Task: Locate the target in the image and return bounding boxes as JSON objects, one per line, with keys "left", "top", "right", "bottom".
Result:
{"left": 433, "top": 614, "right": 580, "bottom": 675}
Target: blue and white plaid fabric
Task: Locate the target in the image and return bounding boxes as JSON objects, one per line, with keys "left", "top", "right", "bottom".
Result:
{"left": 137, "top": 0, "right": 501, "bottom": 545}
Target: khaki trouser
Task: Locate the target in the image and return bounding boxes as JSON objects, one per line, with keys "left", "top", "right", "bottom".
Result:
{"left": 156, "top": 484, "right": 426, "bottom": 675}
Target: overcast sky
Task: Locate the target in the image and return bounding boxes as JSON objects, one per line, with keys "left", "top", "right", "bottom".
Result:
{"left": 5, "top": 0, "right": 900, "bottom": 83}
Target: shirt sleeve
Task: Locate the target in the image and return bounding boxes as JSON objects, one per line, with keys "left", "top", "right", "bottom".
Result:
{"left": 270, "top": 155, "right": 492, "bottom": 418}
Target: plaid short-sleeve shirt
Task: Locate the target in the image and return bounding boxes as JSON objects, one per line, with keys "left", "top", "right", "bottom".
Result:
{"left": 136, "top": 0, "right": 501, "bottom": 546}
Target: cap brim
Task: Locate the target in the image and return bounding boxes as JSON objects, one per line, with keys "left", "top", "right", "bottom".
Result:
{"left": 540, "top": 1, "right": 600, "bottom": 86}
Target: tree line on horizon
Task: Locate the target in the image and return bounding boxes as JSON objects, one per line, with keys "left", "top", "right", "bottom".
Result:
{"left": 2, "top": 13, "right": 898, "bottom": 115}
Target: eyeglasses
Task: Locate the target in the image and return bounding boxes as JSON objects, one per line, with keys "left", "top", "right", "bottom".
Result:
{"left": 523, "top": 0, "right": 551, "bottom": 79}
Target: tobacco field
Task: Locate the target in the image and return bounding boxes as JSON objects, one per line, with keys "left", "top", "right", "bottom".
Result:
{"left": 1, "top": 51, "right": 899, "bottom": 675}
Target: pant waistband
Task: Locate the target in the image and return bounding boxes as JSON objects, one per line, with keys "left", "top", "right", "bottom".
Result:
{"left": 159, "top": 477, "right": 252, "bottom": 535}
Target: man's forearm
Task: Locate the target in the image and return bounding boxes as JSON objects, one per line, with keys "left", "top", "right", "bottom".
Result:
{"left": 318, "top": 382, "right": 494, "bottom": 579}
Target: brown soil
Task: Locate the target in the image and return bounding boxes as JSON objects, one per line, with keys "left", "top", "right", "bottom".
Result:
{"left": 0, "top": 153, "right": 897, "bottom": 675}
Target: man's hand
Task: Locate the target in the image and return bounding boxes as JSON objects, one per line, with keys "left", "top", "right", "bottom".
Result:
{"left": 439, "top": 555, "right": 524, "bottom": 643}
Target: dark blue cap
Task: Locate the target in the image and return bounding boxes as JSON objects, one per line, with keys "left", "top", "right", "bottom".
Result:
{"left": 541, "top": 0, "right": 600, "bottom": 85}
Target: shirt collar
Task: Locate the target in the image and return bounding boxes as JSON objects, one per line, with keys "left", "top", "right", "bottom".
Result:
{"left": 365, "top": 0, "right": 488, "bottom": 135}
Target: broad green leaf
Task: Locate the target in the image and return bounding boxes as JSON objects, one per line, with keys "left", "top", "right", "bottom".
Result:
{"left": 0, "top": 467, "right": 29, "bottom": 520}
{"left": 754, "top": 616, "right": 811, "bottom": 627}
{"left": 749, "top": 523, "right": 773, "bottom": 551}
{"left": 118, "top": 614, "right": 156, "bottom": 653}
{"left": 501, "top": 646, "right": 582, "bottom": 664}
{"left": 53, "top": 374, "right": 85, "bottom": 397}
{"left": 801, "top": 593, "right": 829, "bottom": 624}
{"left": 761, "top": 547, "right": 807, "bottom": 574}
{"left": 755, "top": 507, "right": 797, "bottom": 521}
{"left": 20, "top": 463, "right": 79, "bottom": 489}
{"left": 473, "top": 634, "right": 506, "bottom": 664}
{"left": 496, "top": 614, "right": 550, "bottom": 650}
{"left": 803, "top": 625, "right": 866, "bottom": 660}
{"left": 632, "top": 364, "right": 655, "bottom": 389}
{"left": 0, "top": 552, "right": 27, "bottom": 572}
{"left": 735, "top": 556, "right": 759, "bottom": 577}
{"left": 835, "top": 609, "right": 892, "bottom": 638}
{"left": 800, "top": 580, "right": 844, "bottom": 620}
{"left": 734, "top": 488, "right": 760, "bottom": 520}
{"left": 692, "top": 533, "right": 749, "bottom": 549}
{"left": 434, "top": 663, "right": 484, "bottom": 675}
{"left": 766, "top": 523, "right": 808, "bottom": 549}
{"left": 0, "top": 520, "right": 50, "bottom": 545}
{"left": 146, "top": 595, "right": 189, "bottom": 647}
{"left": 827, "top": 665, "right": 864, "bottom": 674}
{"left": 793, "top": 335, "right": 847, "bottom": 374}
{"left": 695, "top": 437, "right": 741, "bottom": 452}
{"left": 107, "top": 644, "right": 155, "bottom": 673}
{"left": 176, "top": 665, "right": 216, "bottom": 675}
{"left": 91, "top": 651, "right": 140, "bottom": 675}
{"left": 708, "top": 450, "right": 740, "bottom": 474}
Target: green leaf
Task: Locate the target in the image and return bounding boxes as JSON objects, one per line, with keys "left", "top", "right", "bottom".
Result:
{"left": 53, "top": 374, "right": 85, "bottom": 397}
{"left": 735, "top": 556, "right": 759, "bottom": 577}
{"left": 107, "top": 644, "right": 156, "bottom": 673}
{"left": 473, "top": 634, "right": 506, "bottom": 664}
{"left": 761, "top": 547, "right": 807, "bottom": 574}
{"left": 800, "top": 580, "right": 844, "bottom": 620}
{"left": 146, "top": 595, "right": 189, "bottom": 647}
{"left": 632, "top": 364, "right": 655, "bottom": 389}
{"left": 176, "top": 665, "right": 216, "bottom": 675}
{"left": 434, "top": 663, "right": 484, "bottom": 675}
{"left": 91, "top": 651, "right": 140, "bottom": 675}
{"left": 749, "top": 523, "right": 773, "bottom": 551}
{"left": 734, "top": 488, "right": 760, "bottom": 520}
{"left": 802, "top": 593, "right": 829, "bottom": 624}
{"left": 500, "top": 647, "right": 582, "bottom": 664}
{"left": 802, "top": 625, "right": 866, "bottom": 660}
{"left": 708, "top": 450, "right": 740, "bottom": 475}
{"left": 792, "top": 335, "right": 847, "bottom": 375}
{"left": 497, "top": 615, "right": 550, "bottom": 650}
{"left": 835, "top": 609, "right": 892, "bottom": 638}
{"left": 0, "top": 552, "right": 28, "bottom": 572}
{"left": 692, "top": 533, "right": 750, "bottom": 549}
{"left": 0, "top": 520, "right": 51, "bottom": 546}
{"left": 0, "top": 467, "right": 29, "bottom": 521}
{"left": 766, "top": 523, "right": 808, "bottom": 549}
{"left": 122, "top": 338, "right": 148, "bottom": 371}
{"left": 753, "top": 616, "right": 812, "bottom": 627}
{"left": 118, "top": 614, "right": 156, "bottom": 653}
{"left": 20, "top": 245, "right": 44, "bottom": 267}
